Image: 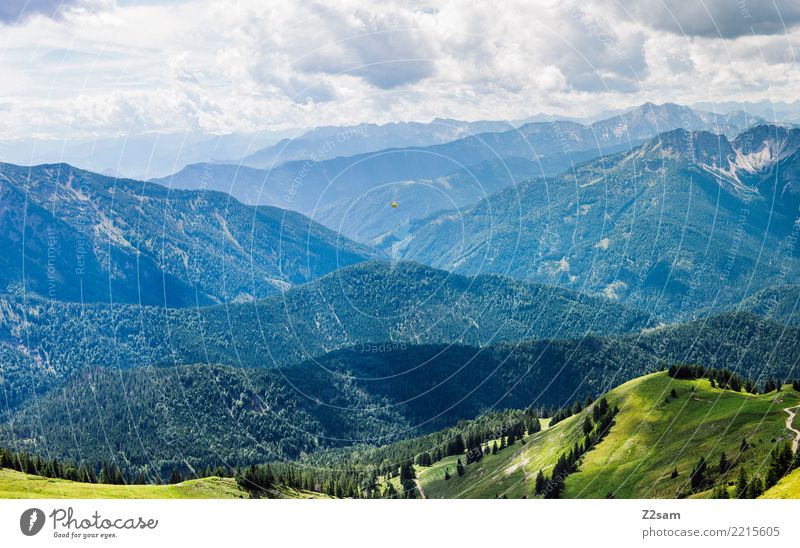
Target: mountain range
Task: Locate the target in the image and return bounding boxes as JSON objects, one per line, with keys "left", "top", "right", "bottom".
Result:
{"left": 2, "top": 102, "right": 800, "bottom": 499}
{"left": 154, "top": 103, "right": 764, "bottom": 243}
{"left": 0, "top": 131, "right": 289, "bottom": 181}
{"left": 240, "top": 118, "right": 516, "bottom": 168}
{"left": 378, "top": 124, "right": 800, "bottom": 319}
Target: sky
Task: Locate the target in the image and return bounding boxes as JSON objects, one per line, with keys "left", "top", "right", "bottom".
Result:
{"left": 1, "top": 0, "right": 799, "bottom": 140}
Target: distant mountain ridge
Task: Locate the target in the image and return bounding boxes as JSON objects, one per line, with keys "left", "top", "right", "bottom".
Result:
{"left": 240, "top": 118, "right": 516, "bottom": 168}
{"left": 738, "top": 284, "right": 800, "bottom": 325}
{"left": 154, "top": 103, "right": 764, "bottom": 243}
{"left": 0, "top": 131, "right": 288, "bottom": 180}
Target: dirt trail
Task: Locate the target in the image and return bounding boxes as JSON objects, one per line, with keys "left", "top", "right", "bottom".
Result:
{"left": 413, "top": 479, "right": 426, "bottom": 499}
{"left": 784, "top": 405, "right": 800, "bottom": 453}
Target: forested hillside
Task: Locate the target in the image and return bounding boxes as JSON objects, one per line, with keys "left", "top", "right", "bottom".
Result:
{"left": 3, "top": 311, "right": 798, "bottom": 477}
{"left": 739, "top": 285, "right": 800, "bottom": 325}
{"left": 0, "top": 162, "right": 373, "bottom": 306}
{"left": 0, "top": 261, "right": 652, "bottom": 409}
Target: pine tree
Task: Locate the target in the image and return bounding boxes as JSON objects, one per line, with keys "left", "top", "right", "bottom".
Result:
{"left": 718, "top": 452, "right": 729, "bottom": 474}
{"left": 766, "top": 442, "right": 793, "bottom": 488}
{"left": 452, "top": 434, "right": 466, "bottom": 455}
{"left": 416, "top": 452, "right": 432, "bottom": 467}
{"left": 711, "top": 484, "right": 729, "bottom": 499}
{"left": 111, "top": 463, "right": 125, "bottom": 485}
{"left": 169, "top": 468, "right": 182, "bottom": 484}
{"left": 690, "top": 456, "right": 707, "bottom": 489}
{"left": 400, "top": 460, "right": 415, "bottom": 482}
{"left": 535, "top": 470, "right": 545, "bottom": 495}
{"left": 735, "top": 467, "right": 748, "bottom": 499}
{"left": 456, "top": 459, "right": 465, "bottom": 477}
{"left": 747, "top": 475, "right": 764, "bottom": 498}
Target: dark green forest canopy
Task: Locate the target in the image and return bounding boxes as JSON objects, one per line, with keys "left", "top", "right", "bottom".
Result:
{"left": 2, "top": 310, "right": 797, "bottom": 475}
{"left": 0, "top": 261, "right": 653, "bottom": 409}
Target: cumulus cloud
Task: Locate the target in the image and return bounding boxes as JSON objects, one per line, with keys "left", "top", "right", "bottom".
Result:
{"left": 614, "top": 0, "right": 800, "bottom": 39}
{"left": 0, "top": 0, "right": 797, "bottom": 140}
{"left": 290, "top": 10, "right": 437, "bottom": 89}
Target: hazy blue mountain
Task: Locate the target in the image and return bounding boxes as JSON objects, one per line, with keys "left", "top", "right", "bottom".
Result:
{"left": 149, "top": 162, "right": 287, "bottom": 206}
{"left": 0, "top": 131, "right": 288, "bottom": 180}
{"left": 240, "top": 118, "right": 516, "bottom": 168}
{"left": 314, "top": 157, "right": 542, "bottom": 242}
{"left": 376, "top": 125, "right": 800, "bottom": 319}
{"left": 0, "top": 162, "right": 374, "bottom": 306}
{"left": 156, "top": 103, "right": 763, "bottom": 245}
{"left": 691, "top": 99, "right": 800, "bottom": 124}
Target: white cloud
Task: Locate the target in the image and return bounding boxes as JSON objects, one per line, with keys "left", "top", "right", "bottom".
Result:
{"left": 0, "top": 0, "right": 797, "bottom": 140}
{"left": 613, "top": 0, "right": 800, "bottom": 39}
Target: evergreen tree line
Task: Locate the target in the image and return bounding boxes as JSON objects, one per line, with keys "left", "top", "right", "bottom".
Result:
{"left": 237, "top": 461, "right": 380, "bottom": 499}
{"left": 668, "top": 364, "right": 800, "bottom": 395}
{"left": 1, "top": 407, "right": 548, "bottom": 499}
{"left": 534, "top": 398, "right": 618, "bottom": 498}
{"left": 307, "top": 408, "right": 544, "bottom": 474}
{"left": 236, "top": 409, "right": 550, "bottom": 498}
{"left": 708, "top": 441, "right": 799, "bottom": 499}
{"left": 221, "top": 403, "right": 566, "bottom": 498}
{"left": 0, "top": 446, "right": 217, "bottom": 486}
{"left": 237, "top": 406, "right": 560, "bottom": 498}
{"left": 548, "top": 396, "right": 594, "bottom": 427}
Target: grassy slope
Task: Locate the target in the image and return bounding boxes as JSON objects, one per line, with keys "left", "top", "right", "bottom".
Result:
{"left": 0, "top": 468, "right": 331, "bottom": 499}
{"left": 418, "top": 418, "right": 575, "bottom": 499}
{"left": 419, "top": 372, "right": 800, "bottom": 499}
{"left": 0, "top": 468, "right": 248, "bottom": 499}
{"left": 761, "top": 467, "right": 800, "bottom": 499}
{"left": 6, "top": 372, "right": 798, "bottom": 500}
{"left": 565, "top": 373, "right": 800, "bottom": 498}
